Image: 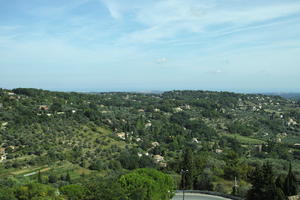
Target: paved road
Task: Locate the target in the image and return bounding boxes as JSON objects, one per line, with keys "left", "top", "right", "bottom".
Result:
{"left": 172, "top": 193, "right": 231, "bottom": 200}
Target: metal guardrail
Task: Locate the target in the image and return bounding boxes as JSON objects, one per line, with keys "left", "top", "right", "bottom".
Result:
{"left": 175, "top": 190, "right": 244, "bottom": 200}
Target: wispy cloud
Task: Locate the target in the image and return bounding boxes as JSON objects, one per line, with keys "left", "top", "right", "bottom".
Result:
{"left": 1, "top": 0, "right": 300, "bottom": 91}
{"left": 156, "top": 57, "right": 168, "bottom": 64}
{"left": 100, "top": 0, "right": 300, "bottom": 45}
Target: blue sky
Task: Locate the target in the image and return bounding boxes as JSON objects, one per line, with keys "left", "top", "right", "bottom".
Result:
{"left": 0, "top": 0, "right": 300, "bottom": 92}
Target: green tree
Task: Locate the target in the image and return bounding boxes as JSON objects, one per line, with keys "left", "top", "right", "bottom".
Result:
{"left": 284, "top": 163, "right": 298, "bottom": 196}
{"left": 60, "top": 185, "right": 87, "bottom": 200}
{"left": 84, "top": 177, "right": 126, "bottom": 200}
{"left": 66, "top": 172, "right": 71, "bottom": 183}
{"left": 0, "top": 187, "right": 17, "bottom": 200}
{"left": 14, "top": 183, "right": 57, "bottom": 200}
{"left": 48, "top": 174, "right": 58, "bottom": 183}
{"left": 181, "top": 148, "right": 194, "bottom": 189}
{"left": 246, "top": 163, "right": 287, "bottom": 200}
{"left": 119, "top": 168, "right": 174, "bottom": 200}
{"left": 37, "top": 171, "right": 42, "bottom": 183}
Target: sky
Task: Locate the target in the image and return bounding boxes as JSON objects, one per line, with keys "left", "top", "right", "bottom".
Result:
{"left": 0, "top": 0, "right": 300, "bottom": 93}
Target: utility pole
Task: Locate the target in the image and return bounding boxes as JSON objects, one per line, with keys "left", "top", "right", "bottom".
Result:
{"left": 232, "top": 176, "right": 239, "bottom": 195}
{"left": 181, "top": 169, "right": 189, "bottom": 200}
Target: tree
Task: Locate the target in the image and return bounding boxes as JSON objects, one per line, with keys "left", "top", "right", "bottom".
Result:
{"left": 194, "top": 170, "right": 214, "bottom": 191}
{"left": 37, "top": 170, "right": 42, "bottom": 183}
{"left": 66, "top": 172, "right": 71, "bottom": 183}
{"left": 50, "top": 102, "right": 63, "bottom": 112}
{"left": 181, "top": 148, "right": 194, "bottom": 189}
{"left": 14, "top": 183, "right": 57, "bottom": 200}
{"left": 48, "top": 174, "right": 58, "bottom": 183}
{"left": 89, "top": 160, "right": 103, "bottom": 170}
{"left": 284, "top": 163, "right": 298, "bottom": 196}
{"left": 60, "top": 185, "right": 87, "bottom": 200}
{"left": 247, "top": 162, "right": 287, "bottom": 200}
{"left": 276, "top": 174, "right": 285, "bottom": 192}
{"left": 0, "top": 187, "right": 16, "bottom": 200}
{"left": 84, "top": 177, "right": 126, "bottom": 200}
{"left": 224, "top": 151, "right": 248, "bottom": 180}
{"left": 119, "top": 168, "right": 175, "bottom": 200}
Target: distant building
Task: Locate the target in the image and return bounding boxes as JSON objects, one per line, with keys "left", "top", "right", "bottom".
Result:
{"left": 192, "top": 138, "right": 199, "bottom": 143}
{"left": 153, "top": 155, "right": 164, "bottom": 163}
{"left": 117, "top": 132, "right": 126, "bottom": 140}
{"left": 151, "top": 142, "right": 160, "bottom": 147}
{"left": 173, "top": 107, "right": 183, "bottom": 112}
{"left": 39, "top": 105, "right": 49, "bottom": 111}
{"left": 294, "top": 144, "right": 300, "bottom": 149}
{"left": 145, "top": 122, "right": 152, "bottom": 128}
{"left": 215, "top": 149, "right": 223, "bottom": 154}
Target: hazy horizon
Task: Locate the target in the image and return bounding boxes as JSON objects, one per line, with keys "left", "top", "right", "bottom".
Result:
{"left": 2, "top": 86, "right": 300, "bottom": 95}
{"left": 1, "top": 0, "right": 300, "bottom": 92}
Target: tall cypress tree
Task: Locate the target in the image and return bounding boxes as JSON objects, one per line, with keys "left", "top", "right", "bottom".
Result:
{"left": 37, "top": 170, "right": 42, "bottom": 183}
{"left": 247, "top": 162, "right": 288, "bottom": 200}
{"left": 284, "top": 163, "right": 298, "bottom": 196}
{"left": 66, "top": 172, "right": 71, "bottom": 183}
{"left": 181, "top": 148, "right": 194, "bottom": 190}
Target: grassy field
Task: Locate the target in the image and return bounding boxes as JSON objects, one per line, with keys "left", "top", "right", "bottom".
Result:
{"left": 223, "top": 134, "right": 265, "bottom": 145}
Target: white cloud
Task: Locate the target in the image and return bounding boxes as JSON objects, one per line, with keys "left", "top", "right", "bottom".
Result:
{"left": 101, "top": 0, "right": 300, "bottom": 44}
{"left": 156, "top": 57, "right": 167, "bottom": 64}
{"left": 101, "top": 0, "right": 123, "bottom": 19}
{"left": 215, "top": 69, "right": 222, "bottom": 74}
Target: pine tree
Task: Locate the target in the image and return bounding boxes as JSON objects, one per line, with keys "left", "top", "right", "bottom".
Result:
{"left": 284, "top": 163, "right": 298, "bottom": 196}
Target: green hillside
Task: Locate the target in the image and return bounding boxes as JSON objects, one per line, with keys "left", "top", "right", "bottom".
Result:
{"left": 0, "top": 88, "right": 299, "bottom": 199}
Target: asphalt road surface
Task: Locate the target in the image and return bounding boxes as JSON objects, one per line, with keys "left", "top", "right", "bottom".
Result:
{"left": 172, "top": 193, "right": 231, "bottom": 200}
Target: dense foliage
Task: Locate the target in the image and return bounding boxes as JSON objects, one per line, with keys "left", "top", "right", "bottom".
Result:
{"left": 0, "top": 88, "right": 299, "bottom": 199}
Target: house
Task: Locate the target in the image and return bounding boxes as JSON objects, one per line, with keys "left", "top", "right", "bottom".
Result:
{"left": 294, "top": 144, "right": 300, "bottom": 149}
{"left": 154, "top": 108, "right": 160, "bottom": 112}
{"left": 256, "top": 144, "right": 263, "bottom": 152}
{"left": 39, "top": 105, "right": 49, "bottom": 111}
{"left": 215, "top": 149, "right": 223, "bottom": 154}
{"left": 174, "top": 107, "right": 183, "bottom": 112}
{"left": 145, "top": 122, "right": 152, "bottom": 128}
{"left": 153, "top": 155, "right": 164, "bottom": 163}
{"left": 117, "top": 132, "right": 126, "bottom": 140}
{"left": 0, "top": 148, "right": 6, "bottom": 162}
{"left": 151, "top": 142, "right": 160, "bottom": 147}
{"left": 0, "top": 154, "right": 6, "bottom": 162}
{"left": 0, "top": 148, "right": 5, "bottom": 154}
{"left": 288, "top": 118, "right": 297, "bottom": 126}
{"left": 192, "top": 138, "right": 199, "bottom": 143}
{"left": 288, "top": 195, "right": 300, "bottom": 200}
{"left": 159, "top": 162, "right": 167, "bottom": 168}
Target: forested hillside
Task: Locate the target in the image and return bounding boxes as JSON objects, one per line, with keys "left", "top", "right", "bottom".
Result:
{"left": 0, "top": 88, "right": 299, "bottom": 199}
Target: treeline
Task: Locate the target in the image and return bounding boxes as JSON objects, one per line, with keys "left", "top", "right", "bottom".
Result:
{"left": 0, "top": 168, "right": 174, "bottom": 200}
{"left": 176, "top": 148, "right": 298, "bottom": 199}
